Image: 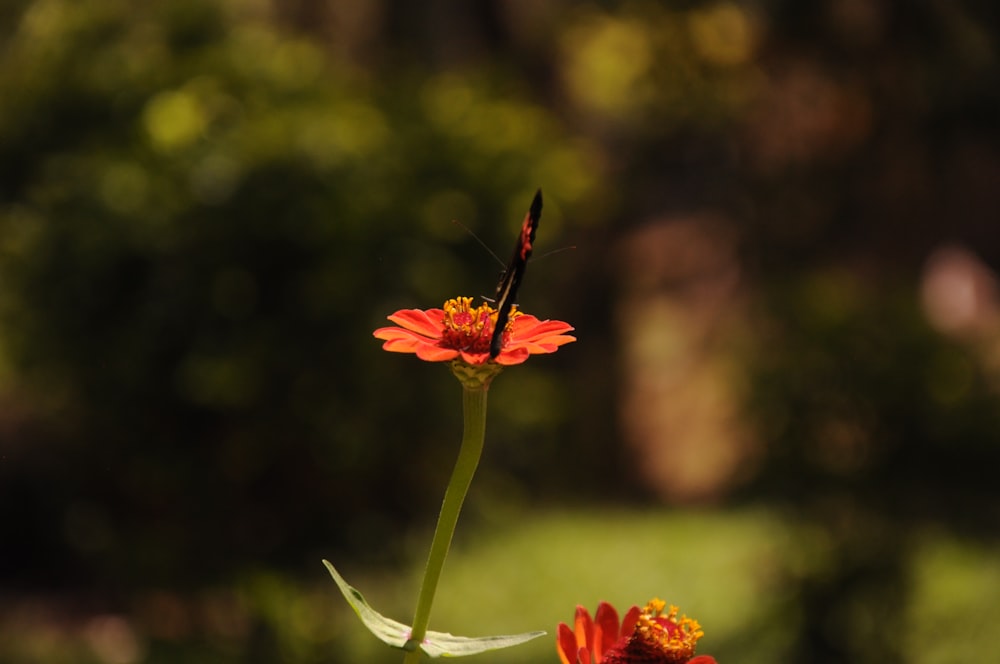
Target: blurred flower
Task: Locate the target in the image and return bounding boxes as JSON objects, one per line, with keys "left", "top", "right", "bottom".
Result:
{"left": 373, "top": 297, "right": 575, "bottom": 366}
{"left": 557, "top": 601, "right": 637, "bottom": 664}
{"left": 557, "top": 599, "right": 716, "bottom": 664}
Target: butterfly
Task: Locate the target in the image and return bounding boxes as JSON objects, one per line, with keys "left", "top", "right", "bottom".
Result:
{"left": 490, "top": 189, "right": 542, "bottom": 358}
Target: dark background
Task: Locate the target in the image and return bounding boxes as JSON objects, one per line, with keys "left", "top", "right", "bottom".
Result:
{"left": 2, "top": 1, "right": 999, "bottom": 662}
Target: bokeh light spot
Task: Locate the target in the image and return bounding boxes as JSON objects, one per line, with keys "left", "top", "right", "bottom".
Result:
{"left": 561, "top": 14, "right": 652, "bottom": 119}
{"left": 143, "top": 89, "right": 207, "bottom": 152}
{"left": 688, "top": 3, "right": 758, "bottom": 67}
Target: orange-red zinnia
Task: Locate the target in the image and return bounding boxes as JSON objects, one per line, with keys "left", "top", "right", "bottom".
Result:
{"left": 373, "top": 297, "right": 575, "bottom": 366}
{"left": 557, "top": 599, "right": 717, "bottom": 664}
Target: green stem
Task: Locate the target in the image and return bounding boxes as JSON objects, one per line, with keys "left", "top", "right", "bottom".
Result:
{"left": 402, "top": 386, "right": 488, "bottom": 664}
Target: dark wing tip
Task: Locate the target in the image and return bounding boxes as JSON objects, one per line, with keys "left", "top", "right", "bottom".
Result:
{"left": 531, "top": 189, "right": 543, "bottom": 217}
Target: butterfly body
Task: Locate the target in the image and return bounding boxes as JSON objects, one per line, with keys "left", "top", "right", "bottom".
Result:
{"left": 490, "top": 189, "right": 542, "bottom": 358}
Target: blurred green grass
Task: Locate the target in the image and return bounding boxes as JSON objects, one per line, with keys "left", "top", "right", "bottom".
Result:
{"left": 380, "top": 508, "right": 792, "bottom": 664}
{"left": 5, "top": 508, "right": 998, "bottom": 663}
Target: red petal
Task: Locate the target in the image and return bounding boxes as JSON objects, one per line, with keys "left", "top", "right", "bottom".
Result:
{"left": 513, "top": 335, "right": 576, "bottom": 353}
{"left": 511, "top": 317, "right": 575, "bottom": 340}
{"left": 413, "top": 345, "right": 460, "bottom": 362}
{"left": 574, "top": 605, "right": 595, "bottom": 653}
{"left": 374, "top": 309, "right": 459, "bottom": 362}
{"left": 379, "top": 338, "right": 425, "bottom": 354}
{"left": 458, "top": 350, "right": 491, "bottom": 366}
{"left": 385, "top": 308, "right": 445, "bottom": 336}
{"left": 593, "top": 602, "right": 621, "bottom": 658}
{"left": 376, "top": 327, "right": 454, "bottom": 359}
{"left": 556, "top": 623, "right": 577, "bottom": 664}
{"left": 493, "top": 347, "right": 531, "bottom": 365}
{"left": 373, "top": 326, "right": 432, "bottom": 344}
{"left": 687, "top": 657, "right": 717, "bottom": 664}
{"left": 620, "top": 606, "right": 641, "bottom": 638}
{"left": 506, "top": 317, "right": 576, "bottom": 354}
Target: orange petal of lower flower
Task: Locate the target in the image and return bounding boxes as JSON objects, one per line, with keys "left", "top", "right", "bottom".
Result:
{"left": 574, "top": 606, "right": 595, "bottom": 654}
{"left": 593, "top": 602, "right": 621, "bottom": 659}
{"left": 688, "top": 657, "right": 718, "bottom": 664}
{"left": 556, "top": 623, "right": 577, "bottom": 664}
{"left": 620, "top": 606, "right": 641, "bottom": 639}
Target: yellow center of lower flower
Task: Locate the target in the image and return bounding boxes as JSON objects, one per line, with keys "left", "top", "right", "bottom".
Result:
{"left": 440, "top": 297, "right": 520, "bottom": 355}
{"left": 631, "top": 598, "right": 704, "bottom": 662}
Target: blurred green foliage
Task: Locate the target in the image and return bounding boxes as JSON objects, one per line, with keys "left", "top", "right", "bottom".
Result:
{"left": 0, "top": 0, "right": 599, "bottom": 588}
{"left": 2, "top": 0, "right": 1000, "bottom": 663}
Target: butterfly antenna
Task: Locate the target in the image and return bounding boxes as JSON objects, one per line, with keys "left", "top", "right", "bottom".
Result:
{"left": 451, "top": 219, "right": 505, "bottom": 268}
{"left": 535, "top": 245, "right": 577, "bottom": 261}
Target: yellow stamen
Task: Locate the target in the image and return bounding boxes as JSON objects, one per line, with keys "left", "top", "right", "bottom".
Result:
{"left": 632, "top": 598, "right": 704, "bottom": 660}
{"left": 441, "top": 297, "right": 495, "bottom": 352}
{"left": 440, "top": 297, "right": 521, "bottom": 356}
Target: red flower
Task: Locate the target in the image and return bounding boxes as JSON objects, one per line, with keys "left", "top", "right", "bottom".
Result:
{"left": 557, "top": 600, "right": 717, "bottom": 664}
{"left": 373, "top": 297, "right": 575, "bottom": 366}
{"left": 557, "top": 601, "right": 636, "bottom": 664}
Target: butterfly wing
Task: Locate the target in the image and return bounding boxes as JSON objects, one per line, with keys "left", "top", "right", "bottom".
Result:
{"left": 490, "top": 189, "right": 543, "bottom": 358}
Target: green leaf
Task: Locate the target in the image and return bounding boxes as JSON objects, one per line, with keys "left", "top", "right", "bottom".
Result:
{"left": 415, "top": 629, "right": 549, "bottom": 658}
{"left": 324, "top": 560, "right": 546, "bottom": 658}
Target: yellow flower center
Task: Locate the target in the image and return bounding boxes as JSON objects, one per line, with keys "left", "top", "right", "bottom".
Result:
{"left": 440, "top": 297, "right": 520, "bottom": 355}
{"left": 631, "top": 598, "right": 704, "bottom": 662}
